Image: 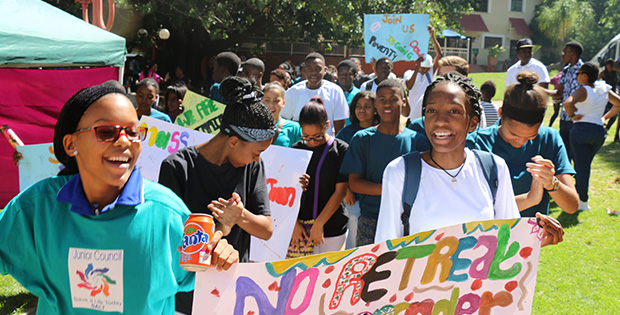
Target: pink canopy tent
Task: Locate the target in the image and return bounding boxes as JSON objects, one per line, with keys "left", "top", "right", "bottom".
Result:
{"left": 0, "top": 0, "right": 126, "bottom": 207}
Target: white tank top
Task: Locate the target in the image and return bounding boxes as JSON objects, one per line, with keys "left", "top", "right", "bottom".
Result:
{"left": 575, "top": 80, "right": 611, "bottom": 125}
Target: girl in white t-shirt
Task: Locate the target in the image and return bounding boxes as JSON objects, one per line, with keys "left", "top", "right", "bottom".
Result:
{"left": 375, "top": 73, "right": 564, "bottom": 247}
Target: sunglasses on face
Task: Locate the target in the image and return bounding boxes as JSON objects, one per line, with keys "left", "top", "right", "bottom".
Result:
{"left": 73, "top": 125, "right": 147, "bottom": 142}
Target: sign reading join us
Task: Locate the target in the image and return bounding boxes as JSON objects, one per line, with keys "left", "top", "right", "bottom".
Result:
{"left": 364, "top": 14, "right": 430, "bottom": 63}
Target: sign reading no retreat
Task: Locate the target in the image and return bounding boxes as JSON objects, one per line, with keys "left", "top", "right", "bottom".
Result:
{"left": 364, "top": 14, "right": 430, "bottom": 63}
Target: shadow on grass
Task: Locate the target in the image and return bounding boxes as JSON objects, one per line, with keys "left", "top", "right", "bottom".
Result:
{"left": 0, "top": 292, "right": 36, "bottom": 315}
{"left": 557, "top": 210, "right": 581, "bottom": 229}
{"left": 597, "top": 141, "right": 620, "bottom": 169}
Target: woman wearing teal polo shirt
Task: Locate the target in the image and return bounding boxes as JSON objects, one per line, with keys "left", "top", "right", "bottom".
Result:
{"left": 0, "top": 84, "right": 238, "bottom": 314}
{"left": 469, "top": 72, "right": 579, "bottom": 216}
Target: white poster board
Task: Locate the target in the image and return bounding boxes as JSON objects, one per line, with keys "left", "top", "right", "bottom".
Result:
{"left": 193, "top": 218, "right": 543, "bottom": 314}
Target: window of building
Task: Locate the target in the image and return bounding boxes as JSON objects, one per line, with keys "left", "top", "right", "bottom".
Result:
{"left": 511, "top": 0, "right": 524, "bottom": 12}
{"left": 473, "top": 0, "right": 489, "bottom": 12}
{"left": 483, "top": 36, "right": 503, "bottom": 49}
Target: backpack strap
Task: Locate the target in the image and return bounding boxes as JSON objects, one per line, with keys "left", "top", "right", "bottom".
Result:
{"left": 401, "top": 151, "right": 422, "bottom": 236}
{"left": 472, "top": 149, "right": 498, "bottom": 206}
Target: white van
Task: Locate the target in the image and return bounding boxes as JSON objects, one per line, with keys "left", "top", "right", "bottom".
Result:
{"left": 591, "top": 32, "right": 620, "bottom": 65}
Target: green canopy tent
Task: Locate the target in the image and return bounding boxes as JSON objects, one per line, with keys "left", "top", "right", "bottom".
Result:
{"left": 0, "top": 0, "right": 127, "bottom": 207}
{"left": 0, "top": 0, "right": 125, "bottom": 68}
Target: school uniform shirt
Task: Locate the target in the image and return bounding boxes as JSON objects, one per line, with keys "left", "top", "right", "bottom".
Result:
{"left": 0, "top": 168, "right": 193, "bottom": 314}
{"left": 505, "top": 58, "right": 550, "bottom": 87}
{"left": 375, "top": 148, "right": 519, "bottom": 243}
{"left": 335, "top": 123, "right": 365, "bottom": 145}
{"left": 403, "top": 68, "right": 436, "bottom": 121}
{"left": 340, "top": 127, "right": 417, "bottom": 220}
{"left": 292, "top": 138, "right": 349, "bottom": 237}
{"left": 148, "top": 108, "right": 172, "bottom": 123}
{"left": 273, "top": 119, "right": 303, "bottom": 147}
{"left": 468, "top": 123, "right": 575, "bottom": 217}
{"left": 281, "top": 80, "right": 349, "bottom": 135}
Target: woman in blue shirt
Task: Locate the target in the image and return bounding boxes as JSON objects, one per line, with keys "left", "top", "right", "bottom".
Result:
{"left": 469, "top": 72, "right": 579, "bottom": 216}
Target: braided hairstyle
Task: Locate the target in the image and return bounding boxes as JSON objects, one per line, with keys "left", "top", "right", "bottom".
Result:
{"left": 53, "top": 84, "right": 128, "bottom": 176}
{"left": 220, "top": 76, "right": 275, "bottom": 130}
{"left": 421, "top": 72, "right": 482, "bottom": 119}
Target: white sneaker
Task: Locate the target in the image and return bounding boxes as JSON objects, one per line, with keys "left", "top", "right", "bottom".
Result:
{"left": 579, "top": 200, "right": 590, "bottom": 211}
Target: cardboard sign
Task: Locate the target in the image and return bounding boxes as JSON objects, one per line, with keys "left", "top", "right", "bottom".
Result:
{"left": 193, "top": 218, "right": 542, "bottom": 314}
{"left": 174, "top": 90, "right": 225, "bottom": 134}
{"left": 364, "top": 14, "right": 430, "bottom": 62}
{"left": 17, "top": 143, "right": 62, "bottom": 191}
{"left": 138, "top": 116, "right": 312, "bottom": 262}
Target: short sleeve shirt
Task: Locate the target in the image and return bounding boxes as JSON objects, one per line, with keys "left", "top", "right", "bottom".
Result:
{"left": 158, "top": 146, "right": 271, "bottom": 262}
{"left": 559, "top": 59, "right": 584, "bottom": 120}
{"left": 468, "top": 124, "right": 575, "bottom": 217}
{"left": 282, "top": 80, "right": 349, "bottom": 135}
{"left": 292, "top": 138, "right": 349, "bottom": 237}
{"left": 340, "top": 127, "right": 418, "bottom": 219}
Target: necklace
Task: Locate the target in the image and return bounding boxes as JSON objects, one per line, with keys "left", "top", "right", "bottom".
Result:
{"left": 429, "top": 150, "right": 466, "bottom": 189}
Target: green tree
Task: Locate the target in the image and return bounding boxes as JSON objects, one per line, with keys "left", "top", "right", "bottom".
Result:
{"left": 535, "top": 0, "right": 594, "bottom": 48}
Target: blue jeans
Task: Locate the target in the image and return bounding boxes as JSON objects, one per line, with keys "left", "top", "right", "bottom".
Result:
{"left": 570, "top": 122, "right": 606, "bottom": 202}
{"left": 560, "top": 119, "right": 574, "bottom": 162}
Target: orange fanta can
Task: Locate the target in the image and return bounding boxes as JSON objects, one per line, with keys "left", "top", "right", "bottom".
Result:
{"left": 180, "top": 214, "right": 215, "bottom": 272}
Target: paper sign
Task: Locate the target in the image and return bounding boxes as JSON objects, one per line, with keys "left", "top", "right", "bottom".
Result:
{"left": 250, "top": 146, "right": 311, "bottom": 262}
{"left": 18, "top": 143, "right": 62, "bottom": 191}
{"left": 138, "top": 116, "right": 311, "bottom": 262}
{"left": 193, "top": 218, "right": 542, "bottom": 314}
{"left": 138, "top": 116, "right": 213, "bottom": 181}
{"left": 174, "top": 90, "right": 225, "bottom": 134}
{"left": 364, "top": 14, "right": 430, "bottom": 62}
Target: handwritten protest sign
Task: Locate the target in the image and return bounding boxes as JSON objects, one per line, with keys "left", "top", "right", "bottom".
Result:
{"left": 17, "top": 143, "right": 62, "bottom": 191}
{"left": 138, "top": 116, "right": 312, "bottom": 262}
{"left": 138, "top": 116, "right": 212, "bottom": 181}
{"left": 174, "top": 90, "right": 225, "bottom": 134}
{"left": 364, "top": 14, "right": 430, "bottom": 63}
{"left": 194, "top": 218, "right": 542, "bottom": 314}
{"left": 250, "top": 145, "right": 311, "bottom": 262}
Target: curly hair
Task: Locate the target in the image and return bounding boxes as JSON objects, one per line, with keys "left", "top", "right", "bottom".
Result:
{"left": 421, "top": 72, "right": 482, "bottom": 118}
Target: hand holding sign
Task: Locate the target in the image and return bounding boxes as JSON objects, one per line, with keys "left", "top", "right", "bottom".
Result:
{"left": 364, "top": 14, "right": 430, "bottom": 62}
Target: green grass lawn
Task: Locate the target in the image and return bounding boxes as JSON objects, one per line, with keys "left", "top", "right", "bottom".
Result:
{"left": 2, "top": 71, "right": 620, "bottom": 313}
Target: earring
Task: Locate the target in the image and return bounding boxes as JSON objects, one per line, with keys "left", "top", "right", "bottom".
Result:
{"left": 73, "top": 150, "right": 78, "bottom": 156}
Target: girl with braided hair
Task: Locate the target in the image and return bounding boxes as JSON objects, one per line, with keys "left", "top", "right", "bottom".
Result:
{"left": 159, "top": 76, "right": 276, "bottom": 315}
{"left": 376, "top": 73, "right": 564, "bottom": 247}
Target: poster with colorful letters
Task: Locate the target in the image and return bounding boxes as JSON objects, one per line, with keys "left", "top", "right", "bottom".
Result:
{"left": 174, "top": 90, "right": 226, "bottom": 134}
{"left": 364, "top": 14, "right": 430, "bottom": 63}
{"left": 193, "top": 218, "right": 543, "bottom": 314}
{"left": 138, "top": 116, "right": 312, "bottom": 262}
{"left": 17, "top": 143, "right": 63, "bottom": 191}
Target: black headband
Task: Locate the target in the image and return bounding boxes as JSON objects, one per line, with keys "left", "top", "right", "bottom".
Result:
{"left": 220, "top": 121, "right": 278, "bottom": 142}
{"left": 501, "top": 102, "right": 546, "bottom": 125}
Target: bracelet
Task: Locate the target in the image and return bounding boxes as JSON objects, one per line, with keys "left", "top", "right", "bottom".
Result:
{"left": 546, "top": 177, "right": 560, "bottom": 192}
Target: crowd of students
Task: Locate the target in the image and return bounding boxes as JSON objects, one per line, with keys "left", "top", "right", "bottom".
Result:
{"left": 3, "top": 34, "right": 620, "bottom": 313}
